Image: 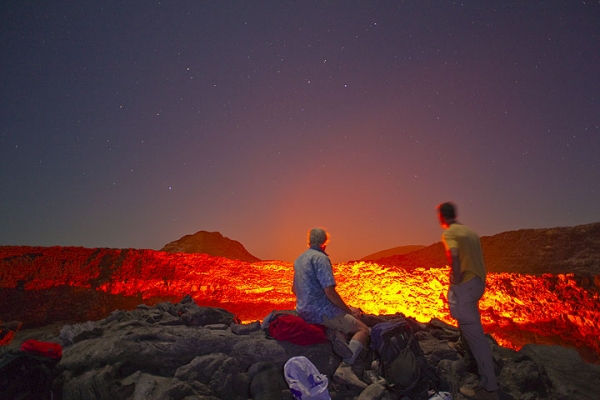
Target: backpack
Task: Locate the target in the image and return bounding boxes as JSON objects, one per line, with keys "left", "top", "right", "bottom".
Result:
{"left": 0, "top": 340, "right": 62, "bottom": 400}
{"left": 371, "top": 318, "right": 451, "bottom": 399}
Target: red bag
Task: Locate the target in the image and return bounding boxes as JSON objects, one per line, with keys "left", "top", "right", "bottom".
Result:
{"left": 19, "top": 339, "right": 62, "bottom": 361}
{"left": 268, "top": 314, "right": 328, "bottom": 346}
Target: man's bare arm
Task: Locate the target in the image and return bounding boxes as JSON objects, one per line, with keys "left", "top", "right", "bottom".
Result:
{"left": 449, "top": 247, "right": 461, "bottom": 284}
{"left": 324, "top": 285, "right": 361, "bottom": 319}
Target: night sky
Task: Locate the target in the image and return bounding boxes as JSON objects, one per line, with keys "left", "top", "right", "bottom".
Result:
{"left": 1, "top": 1, "right": 599, "bottom": 263}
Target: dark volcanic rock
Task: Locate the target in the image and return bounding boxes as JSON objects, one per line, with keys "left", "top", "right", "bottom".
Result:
{"left": 161, "top": 231, "right": 260, "bottom": 262}
{"left": 480, "top": 222, "right": 600, "bottom": 275}
{"left": 4, "top": 296, "right": 600, "bottom": 400}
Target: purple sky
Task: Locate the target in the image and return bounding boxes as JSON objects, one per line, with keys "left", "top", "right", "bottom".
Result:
{"left": 1, "top": 1, "right": 599, "bottom": 263}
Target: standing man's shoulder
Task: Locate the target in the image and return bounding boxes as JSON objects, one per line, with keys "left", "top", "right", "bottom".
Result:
{"left": 446, "top": 222, "right": 478, "bottom": 237}
{"left": 460, "top": 223, "right": 481, "bottom": 240}
{"left": 442, "top": 224, "right": 461, "bottom": 243}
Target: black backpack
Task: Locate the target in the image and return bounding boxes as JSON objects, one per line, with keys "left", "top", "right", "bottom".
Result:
{"left": 371, "top": 318, "right": 450, "bottom": 399}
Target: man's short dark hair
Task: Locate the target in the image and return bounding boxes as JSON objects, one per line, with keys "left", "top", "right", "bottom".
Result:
{"left": 437, "top": 202, "right": 457, "bottom": 220}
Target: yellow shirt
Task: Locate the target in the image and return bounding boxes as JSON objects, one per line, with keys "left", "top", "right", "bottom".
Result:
{"left": 442, "top": 223, "right": 486, "bottom": 284}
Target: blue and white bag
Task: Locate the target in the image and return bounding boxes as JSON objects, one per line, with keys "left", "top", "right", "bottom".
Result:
{"left": 283, "top": 356, "right": 330, "bottom": 400}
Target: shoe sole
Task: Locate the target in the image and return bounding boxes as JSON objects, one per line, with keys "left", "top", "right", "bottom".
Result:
{"left": 331, "top": 338, "right": 353, "bottom": 359}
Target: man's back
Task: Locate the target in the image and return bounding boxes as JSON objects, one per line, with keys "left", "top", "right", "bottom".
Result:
{"left": 442, "top": 223, "right": 486, "bottom": 284}
{"left": 293, "top": 248, "right": 341, "bottom": 324}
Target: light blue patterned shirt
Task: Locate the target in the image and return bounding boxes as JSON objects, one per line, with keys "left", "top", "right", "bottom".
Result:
{"left": 293, "top": 247, "right": 344, "bottom": 324}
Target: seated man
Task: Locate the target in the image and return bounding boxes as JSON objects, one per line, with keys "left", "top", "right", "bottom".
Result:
{"left": 292, "top": 227, "right": 370, "bottom": 389}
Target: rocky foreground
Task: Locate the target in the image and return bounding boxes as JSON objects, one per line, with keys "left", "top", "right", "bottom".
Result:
{"left": 3, "top": 295, "right": 600, "bottom": 400}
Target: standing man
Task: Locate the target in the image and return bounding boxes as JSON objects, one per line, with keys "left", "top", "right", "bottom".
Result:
{"left": 437, "top": 202, "right": 499, "bottom": 400}
{"left": 292, "top": 227, "right": 369, "bottom": 389}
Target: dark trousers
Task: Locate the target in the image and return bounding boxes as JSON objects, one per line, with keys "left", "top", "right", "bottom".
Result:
{"left": 448, "top": 277, "right": 498, "bottom": 391}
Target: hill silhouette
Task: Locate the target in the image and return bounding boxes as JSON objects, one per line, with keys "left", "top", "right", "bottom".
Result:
{"left": 160, "top": 231, "right": 260, "bottom": 262}
{"left": 359, "top": 244, "right": 425, "bottom": 261}
{"left": 370, "top": 222, "right": 600, "bottom": 276}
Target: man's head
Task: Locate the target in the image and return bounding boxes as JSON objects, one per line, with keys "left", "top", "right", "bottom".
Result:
{"left": 308, "top": 227, "right": 330, "bottom": 249}
{"left": 437, "top": 202, "right": 457, "bottom": 228}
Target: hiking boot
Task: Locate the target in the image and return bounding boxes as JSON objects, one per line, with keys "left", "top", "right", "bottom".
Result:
{"left": 459, "top": 385, "right": 499, "bottom": 400}
{"left": 333, "top": 363, "right": 368, "bottom": 389}
{"left": 326, "top": 329, "right": 353, "bottom": 359}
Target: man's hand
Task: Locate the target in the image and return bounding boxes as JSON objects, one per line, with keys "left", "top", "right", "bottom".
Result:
{"left": 349, "top": 306, "right": 363, "bottom": 320}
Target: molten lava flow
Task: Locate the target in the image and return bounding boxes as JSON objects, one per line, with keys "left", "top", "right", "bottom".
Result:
{"left": 1, "top": 247, "right": 599, "bottom": 363}
{"left": 330, "top": 263, "right": 600, "bottom": 359}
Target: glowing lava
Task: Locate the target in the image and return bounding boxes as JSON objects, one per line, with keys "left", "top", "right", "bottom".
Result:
{"left": 1, "top": 247, "right": 599, "bottom": 363}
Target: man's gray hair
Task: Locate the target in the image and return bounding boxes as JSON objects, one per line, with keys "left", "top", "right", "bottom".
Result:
{"left": 308, "top": 227, "right": 329, "bottom": 247}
